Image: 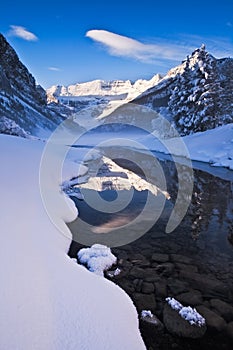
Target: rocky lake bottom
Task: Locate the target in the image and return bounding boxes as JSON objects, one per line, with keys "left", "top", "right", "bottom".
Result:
{"left": 69, "top": 214, "right": 233, "bottom": 349}
{"left": 67, "top": 153, "right": 233, "bottom": 349}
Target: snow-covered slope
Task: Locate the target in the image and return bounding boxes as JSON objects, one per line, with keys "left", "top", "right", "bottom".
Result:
{"left": 0, "top": 34, "right": 65, "bottom": 138}
{"left": 134, "top": 45, "right": 233, "bottom": 135}
{"left": 139, "top": 122, "right": 233, "bottom": 170}
{"left": 0, "top": 134, "right": 146, "bottom": 350}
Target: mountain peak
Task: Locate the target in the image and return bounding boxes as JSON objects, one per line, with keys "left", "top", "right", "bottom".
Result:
{"left": 133, "top": 46, "right": 233, "bottom": 135}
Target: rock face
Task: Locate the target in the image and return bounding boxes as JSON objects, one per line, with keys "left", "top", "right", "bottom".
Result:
{"left": 133, "top": 45, "right": 233, "bottom": 135}
{"left": 0, "top": 34, "right": 64, "bottom": 137}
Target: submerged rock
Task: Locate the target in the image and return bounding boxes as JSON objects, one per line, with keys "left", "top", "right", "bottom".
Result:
{"left": 140, "top": 310, "right": 164, "bottom": 333}
{"left": 210, "top": 299, "right": 233, "bottom": 322}
{"left": 226, "top": 322, "right": 233, "bottom": 341}
{"left": 196, "top": 305, "right": 227, "bottom": 332}
{"left": 176, "top": 290, "right": 203, "bottom": 306}
{"left": 163, "top": 303, "right": 207, "bottom": 338}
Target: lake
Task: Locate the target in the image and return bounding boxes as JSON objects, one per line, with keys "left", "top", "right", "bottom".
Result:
{"left": 68, "top": 145, "right": 233, "bottom": 349}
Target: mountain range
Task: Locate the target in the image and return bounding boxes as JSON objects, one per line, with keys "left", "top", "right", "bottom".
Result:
{"left": 0, "top": 33, "right": 233, "bottom": 138}
{"left": 47, "top": 75, "right": 162, "bottom": 102}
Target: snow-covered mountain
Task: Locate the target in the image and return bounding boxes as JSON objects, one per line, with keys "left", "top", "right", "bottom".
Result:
{"left": 47, "top": 75, "right": 162, "bottom": 102}
{"left": 2, "top": 33, "right": 232, "bottom": 139}
{"left": 0, "top": 34, "right": 66, "bottom": 138}
{"left": 133, "top": 45, "right": 233, "bottom": 135}
{"left": 47, "top": 75, "right": 162, "bottom": 130}
{"left": 52, "top": 45, "right": 233, "bottom": 136}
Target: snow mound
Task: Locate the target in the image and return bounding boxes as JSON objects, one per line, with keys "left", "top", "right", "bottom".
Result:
{"left": 166, "top": 297, "right": 205, "bottom": 327}
{"left": 0, "top": 134, "right": 146, "bottom": 350}
{"left": 78, "top": 244, "right": 117, "bottom": 276}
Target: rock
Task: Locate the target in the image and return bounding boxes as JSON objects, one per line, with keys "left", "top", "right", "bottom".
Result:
{"left": 132, "top": 259, "right": 151, "bottom": 267}
{"left": 117, "top": 259, "right": 132, "bottom": 268}
{"left": 131, "top": 253, "right": 145, "bottom": 261}
{"left": 143, "top": 268, "right": 160, "bottom": 282}
{"left": 131, "top": 253, "right": 150, "bottom": 267}
{"left": 210, "top": 299, "right": 233, "bottom": 322}
{"left": 155, "top": 263, "right": 174, "bottom": 277}
{"left": 140, "top": 312, "right": 164, "bottom": 333}
{"left": 117, "top": 278, "right": 135, "bottom": 294}
{"left": 112, "top": 249, "right": 128, "bottom": 260}
{"left": 163, "top": 303, "right": 207, "bottom": 338}
{"left": 179, "top": 271, "right": 229, "bottom": 299}
{"left": 226, "top": 322, "right": 233, "bottom": 341}
{"left": 133, "top": 279, "right": 143, "bottom": 293}
{"left": 155, "top": 301, "right": 164, "bottom": 316}
{"left": 167, "top": 278, "right": 190, "bottom": 295}
{"left": 196, "top": 305, "right": 227, "bottom": 332}
{"left": 176, "top": 290, "right": 203, "bottom": 306}
{"left": 170, "top": 254, "right": 193, "bottom": 265}
{"left": 129, "top": 266, "right": 145, "bottom": 279}
{"left": 151, "top": 253, "right": 169, "bottom": 263}
{"left": 175, "top": 263, "right": 198, "bottom": 273}
{"left": 133, "top": 293, "right": 156, "bottom": 312}
{"left": 141, "top": 282, "right": 155, "bottom": 294}
{"left": 154, "top": 281, "right": 167, "bottom": 298}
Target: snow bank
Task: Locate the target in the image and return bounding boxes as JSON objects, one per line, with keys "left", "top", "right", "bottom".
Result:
{"left": 139, "top": 123, "right": 233, "bottom": 170}
{"left": 166, "top": 297, "right": 205, "bottom": 327}
{"left": 78, "top": 244, "right": 117, "bottom": 276}
{"left": 0, "top": 134, "right": 145, "bottom": 350}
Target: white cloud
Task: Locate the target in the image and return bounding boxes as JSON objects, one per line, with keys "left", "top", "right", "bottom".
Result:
{"left": 48, "top": 67, "right": 61, "bottom": 71}
{"left": 86, "top": 29, "right": 233, "bottom": 64}
{"left": 9, "top": 25, "right": 38, "bottom": 41}
{"left": 86, "top": 30, "right": 192, "bottom": 63}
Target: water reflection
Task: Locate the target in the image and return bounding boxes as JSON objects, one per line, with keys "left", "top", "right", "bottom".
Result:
{"left": 68, "top": 152, "right": 233, "bottom": 257}
{"left": 156, "top": 159, "right": 233, "bottom": 254}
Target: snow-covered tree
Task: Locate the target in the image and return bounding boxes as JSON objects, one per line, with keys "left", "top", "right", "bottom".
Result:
{"left": 168, "top": 45, "right": 233, "bottom": 135}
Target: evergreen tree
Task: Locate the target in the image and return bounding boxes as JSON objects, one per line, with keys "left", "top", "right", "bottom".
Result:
{"left": 168, "top": 45, "right": 233, "bottom": 135}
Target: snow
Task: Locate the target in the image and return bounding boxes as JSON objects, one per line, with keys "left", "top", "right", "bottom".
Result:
{"left": 46, "top": 75, "right": 162, "bottom": 130}
{"left": 141, "top": 310, "right": 153, "bottom": 318}
{"left": 106, "top": 268, "right": 122, "bottom": 278}
{"left": 47, "top": 75, "right": 161, "bottom": 101}
{"left": 139, "top": 122, "right": 233, "bottom": 170}
{"left": 77, "top": 244, "right": 117, "bottom": 276}
{"left": 140, "top": 310, "right": 160, "bottom": 325}
{"left": 0, "top": 134, "right": 145, "bottom": 350}
{"left": 166, "top": 297, "right": 206, "bottom": 327}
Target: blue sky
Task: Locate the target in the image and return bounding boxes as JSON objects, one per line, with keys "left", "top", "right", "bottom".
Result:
{"left": 1, "top": 0, "right": 233, "bottom": 88}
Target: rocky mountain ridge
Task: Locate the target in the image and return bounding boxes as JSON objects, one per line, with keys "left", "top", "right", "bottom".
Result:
{"left": 0, "top": 34, "right": 64, "bottom": 137}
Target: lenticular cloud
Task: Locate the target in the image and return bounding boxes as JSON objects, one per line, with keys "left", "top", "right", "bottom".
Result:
{"left": 86, "top": 29, "right": 189, "bottom": 63}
